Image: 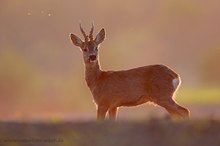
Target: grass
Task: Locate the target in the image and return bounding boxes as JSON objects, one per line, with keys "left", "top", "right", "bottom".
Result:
{"left": 0, "top": 118, "right": 220, "bottom": 146}
{"left": 176, "top": 87, "right": 220, "bottom": 105}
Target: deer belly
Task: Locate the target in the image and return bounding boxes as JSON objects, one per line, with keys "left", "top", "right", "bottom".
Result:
{"left": 120, "top": 95, "right": 149, "bottom": 106}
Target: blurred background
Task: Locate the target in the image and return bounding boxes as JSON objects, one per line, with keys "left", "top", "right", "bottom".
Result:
{"left": 0, "top": 0, "right": 220, "bottom": 121}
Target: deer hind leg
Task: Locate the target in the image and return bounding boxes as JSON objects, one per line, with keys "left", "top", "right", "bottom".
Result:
{"left": 97, "top": 106, "right": 108, "bottom": 121}
{"left": 108, "top": 107, "right": 118, "bottom": 121}
{"left": 158, "top": 99, "right": 190, "bottom": 119}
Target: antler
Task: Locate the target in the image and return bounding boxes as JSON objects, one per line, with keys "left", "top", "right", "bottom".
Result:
{"left": 89, "top": 22, "right": 94, "bottom": 41}
{"left": 79, "top": 23, "right": 88, "bottom": 42}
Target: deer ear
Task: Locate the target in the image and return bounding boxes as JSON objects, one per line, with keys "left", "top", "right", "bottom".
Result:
{"left": 95, "top": 28, "right": 105, "bottom": 45}
{"left": 70, "top": 34, "right": 83, "bottom": 47}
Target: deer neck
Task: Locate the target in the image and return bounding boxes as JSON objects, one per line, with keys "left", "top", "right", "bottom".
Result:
{"left": 85, "top": 61, "right": 101, "bottom": 90}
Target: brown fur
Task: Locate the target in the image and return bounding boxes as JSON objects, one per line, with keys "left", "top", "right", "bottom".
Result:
{"left": 70, "top": 25, "right": 189, "bottom": 120}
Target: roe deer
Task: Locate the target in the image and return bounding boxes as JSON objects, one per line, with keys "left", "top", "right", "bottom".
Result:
{"left": 70, "top": 24, "right": 189, "bottom": 120}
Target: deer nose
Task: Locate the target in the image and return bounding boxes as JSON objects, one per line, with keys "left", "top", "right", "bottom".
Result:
{"left": 89, "top": 55, "right": 97, "bottom": 61}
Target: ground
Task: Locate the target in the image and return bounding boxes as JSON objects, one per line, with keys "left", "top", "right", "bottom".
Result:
{"left": 0, "top": 118, "right": 220, "bottom": 146}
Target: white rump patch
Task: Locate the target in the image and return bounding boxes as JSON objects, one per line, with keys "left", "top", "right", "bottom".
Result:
{"left": 172, "top": 78, "right": 180, "bottom": 89}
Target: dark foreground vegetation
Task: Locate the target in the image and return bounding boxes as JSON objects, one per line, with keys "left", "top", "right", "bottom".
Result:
{"left": 0, "top": 118, "right": 220, "bottom": 146}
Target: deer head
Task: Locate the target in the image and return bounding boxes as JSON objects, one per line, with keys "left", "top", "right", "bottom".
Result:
{"left": 70, "top": 23, "right": 105, "bottom": 64}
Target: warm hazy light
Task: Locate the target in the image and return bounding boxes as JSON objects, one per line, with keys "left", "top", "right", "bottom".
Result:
{"left": 0, "top": 0, "right": 220, "bottom": 121}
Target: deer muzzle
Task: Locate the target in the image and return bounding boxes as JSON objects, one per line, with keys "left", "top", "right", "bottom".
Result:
{"left": 89, "top": 55, "right": 97, "bottom": 62}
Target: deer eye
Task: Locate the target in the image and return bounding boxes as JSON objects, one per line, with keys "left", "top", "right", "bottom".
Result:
{"left": 83, "top": 48, "right": 88, "bottom": 52}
